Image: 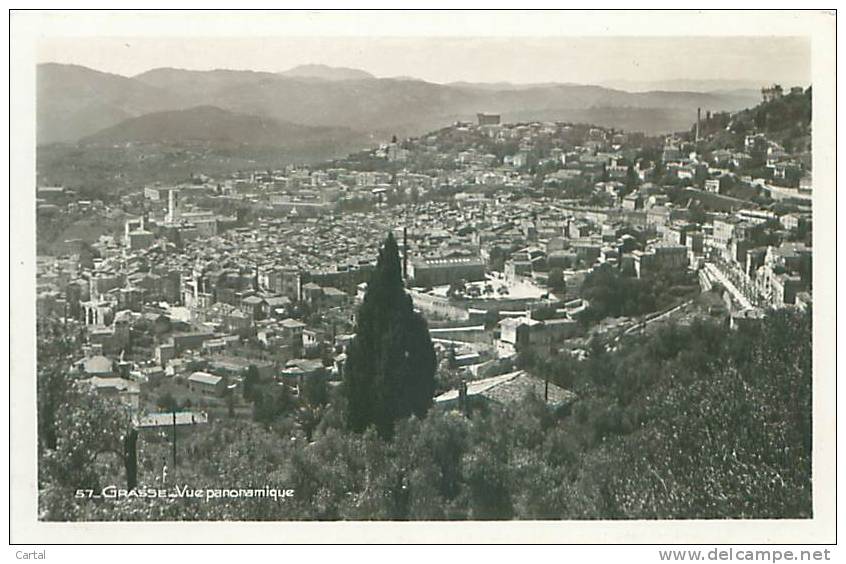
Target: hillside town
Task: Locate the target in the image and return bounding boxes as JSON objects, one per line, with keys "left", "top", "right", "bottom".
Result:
{"left": 36, "top": 86, "right": 812, "bottom": 445}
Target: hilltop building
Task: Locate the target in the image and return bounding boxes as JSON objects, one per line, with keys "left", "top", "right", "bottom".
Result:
{"left": 477, "top": 113, "right": 501, "bottom": 126}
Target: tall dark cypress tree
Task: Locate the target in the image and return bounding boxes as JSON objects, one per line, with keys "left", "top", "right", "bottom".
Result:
{"left": 344, "top": 232, "right": 436, "bottom": 438}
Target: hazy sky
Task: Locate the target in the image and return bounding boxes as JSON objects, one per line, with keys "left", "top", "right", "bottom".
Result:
{"left": 38, "top": 36, "right": 810, "bottom": 87}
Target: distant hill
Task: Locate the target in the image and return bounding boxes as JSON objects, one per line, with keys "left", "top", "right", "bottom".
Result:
{"left": 446, "top": 81, "right": 571, "bottom": 91}
{"left": 138, "top": 68, "right": 759, "bottom": 135}
{"left": 81, "top": 105, "right": 368, "bottom": 153}
{"left": 38, "top": 63, "right": 763, "bottom": 145}
{"left": 278, "top": 64, "right": 376, "bottom": 81}
{"left": 200, "top": 75, "right": 477, "bottom": 135}
{"left": 601, "top": 78, "right": 764, "bottom": 93}
{"left": 734, "top": 87, "right": 812, "bottom": 151}
{"left": 133, "top": 67, "right": 279, "bottom": 96}
{"left": 697, "top": 87, "right": 812, "bottom": 154}
{"left": 37, "top": 63, "right": 187, "bottom": 144}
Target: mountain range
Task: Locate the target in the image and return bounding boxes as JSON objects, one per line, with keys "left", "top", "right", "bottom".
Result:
{"left": 37, "top": 62, "right": 763, "bottom": 147}
{"left": 598, "top": 78, "right": 772, "bottom": 93}
{"left": 81, "top": 105, "right": 366, "bottom": 150}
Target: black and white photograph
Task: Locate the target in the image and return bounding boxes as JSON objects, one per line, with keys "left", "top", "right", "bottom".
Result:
{"left": 8, "top": 8, "right": 837, "bottom": 547}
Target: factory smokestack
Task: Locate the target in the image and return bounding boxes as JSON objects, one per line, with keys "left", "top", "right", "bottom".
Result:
{"left": 696, "top": 107, "right": 701, "bottom": 142}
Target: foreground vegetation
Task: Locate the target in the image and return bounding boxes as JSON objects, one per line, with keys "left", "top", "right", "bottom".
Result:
{"left": 38, "top": 307, "right": 811, "bottom": 521}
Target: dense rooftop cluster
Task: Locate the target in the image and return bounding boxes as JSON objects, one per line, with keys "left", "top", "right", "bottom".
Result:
{"left": 36, "top": 95, "right": 812, "bottom": 456}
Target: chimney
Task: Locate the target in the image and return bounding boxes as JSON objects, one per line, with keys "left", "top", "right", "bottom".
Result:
{"left": 544, "top": 378, "right": 549, "bottom": 403}
{"left": 696, "top": 107, "right": 701, "bottom": 142}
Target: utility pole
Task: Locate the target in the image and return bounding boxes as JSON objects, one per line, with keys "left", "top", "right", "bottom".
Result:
{"left": 172, "top": 410, "right": 177, "bottom": 469}
{"left": 402, "top": 226, "right": 408, "bottom": 281}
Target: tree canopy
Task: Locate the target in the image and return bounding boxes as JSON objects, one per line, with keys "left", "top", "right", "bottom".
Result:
{"left": 343, "top": 232, "right": 437, "bottom": 438}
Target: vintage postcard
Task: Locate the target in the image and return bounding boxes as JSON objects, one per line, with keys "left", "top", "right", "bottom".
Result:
{"left": 8, "top": 9, "right": 837, "bottom": 545}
